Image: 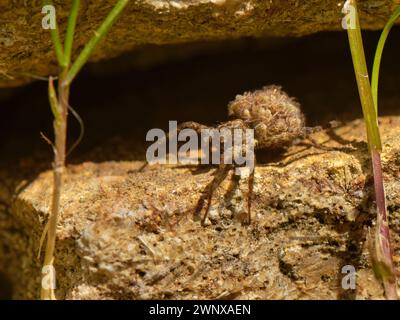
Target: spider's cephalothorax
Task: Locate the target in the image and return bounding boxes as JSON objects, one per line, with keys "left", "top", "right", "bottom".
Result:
{"left": 228, "top": 85, "right": 306, "bottom": 149}
{"left": 178, "top": 85, "right": 306, "bottom": 226}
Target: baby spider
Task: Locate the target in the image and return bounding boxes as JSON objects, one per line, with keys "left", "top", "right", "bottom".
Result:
{"left": 177, "top": 85, "right": 307, "bottom": 226}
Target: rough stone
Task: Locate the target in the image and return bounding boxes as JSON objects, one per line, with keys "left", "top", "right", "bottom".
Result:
{"left": 0, "top": 0, "right": 398, "bottom": 87}
{"left": 1, "top": 116, "right": 400, "bottom": 299}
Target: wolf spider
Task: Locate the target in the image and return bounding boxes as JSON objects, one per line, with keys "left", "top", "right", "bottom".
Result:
{"left": 175, "top": 85, "right": 308, "bottom": 226}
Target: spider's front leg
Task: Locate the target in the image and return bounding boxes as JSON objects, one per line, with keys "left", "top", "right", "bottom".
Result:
{"left": 246, "top": 164, "right": 255, "bottom": 225}
{"left": 232, "top": 159, "right": 256, "bottom": 226}
{"left": 196, "top": 163, "right": 232, "bottom": 226}
{"left": 141, "top": 121, "right": 210, "bottom": 172}
{"left": 198, "top": 162, "right": 255, "bottom": 226}
{"left": 177, "top": 121, "right": 210, "bottom": 134}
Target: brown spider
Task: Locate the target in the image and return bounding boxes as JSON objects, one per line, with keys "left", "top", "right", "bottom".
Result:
{"left": 176, "top": 85, "right": 307, "bottom": 226}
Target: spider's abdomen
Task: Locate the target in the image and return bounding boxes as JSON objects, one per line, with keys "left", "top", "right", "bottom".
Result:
{"left": 228, "top": 85, "right": 306, "bottom": 149}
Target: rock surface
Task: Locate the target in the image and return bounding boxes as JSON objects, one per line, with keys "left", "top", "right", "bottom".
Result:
{"left": 2, "top": 116, "right": 400, "bottom": 299}
{"left": 0, "top": 0, "right": 399, "bottom": 87}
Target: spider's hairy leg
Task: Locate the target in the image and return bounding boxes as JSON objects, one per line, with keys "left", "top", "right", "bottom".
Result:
{"left": 302, "top": 125, "right": 349, "bottom": 152}
{"left": 142, "top": 121, "right": 209, "bottom": 172}
{"left": 176, "top": 121, "right": 213, "bottom": 167}
{"left": 303, "top": 126, "right": 322, "bottom": 139}
{"left": 177, "top": 121, "right": 210, "bottom": 134}
{"left": 197, "top": 163, "right": 232, "bottom": 226}
{"left": 247, "top": 164, "right": 255, "bottom": 225}
{"left": 137, "top": 162, "right": 149, "bottom": 172}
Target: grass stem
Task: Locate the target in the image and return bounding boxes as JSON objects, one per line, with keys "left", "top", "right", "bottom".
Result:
{"left": 345, "top": 0, "right": 397, "bottom": 299}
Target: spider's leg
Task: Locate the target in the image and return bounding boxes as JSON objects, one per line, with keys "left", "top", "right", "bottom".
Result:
{"left": 305, "top": 126, "right": 323, "bottom": 136}
{"left": 303, "top": 133, "right": 342, "bottom": 152}
{"left": 138, "top": 162, "right": 149, "bottom": 172}
{"left": 247, "top": 165, "right": 255, "bottom": 225}
{"left": 177, "top": 121, "right": 210, "bottom": 134}
{"left": 200, "top": 164, "right": 231, "bottom": 226}
{"left": 144, "top": 121, "right": 209, "bottom": 171}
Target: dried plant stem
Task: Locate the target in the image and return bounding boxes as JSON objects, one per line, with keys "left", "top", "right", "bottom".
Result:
{"left": 41, "top": 71, "right": 69, "bottom": 300}
{"left": 345, "top": 0, "right": 397, "bottom": 299}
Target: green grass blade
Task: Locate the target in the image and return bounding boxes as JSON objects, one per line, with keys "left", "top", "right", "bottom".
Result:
{"left": 346, "top": 0, "right": 381, "bottom": 152}
{"left": 66, "top": 0, "right": 129, "bottom": 84}
{"left": 371, "top": 6, "right": 400, "bottom": 115}
{"left": 345, "top": 0, "right": 397, "bottom": 299}
{"left": 43, "top": 0, "right": 67, "bottom": 68}
{"left": 64, "top": 0, "right": 81, "bottom": 67}
{"left": 48, "top": 76, "right": 60, "bottom": 123}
